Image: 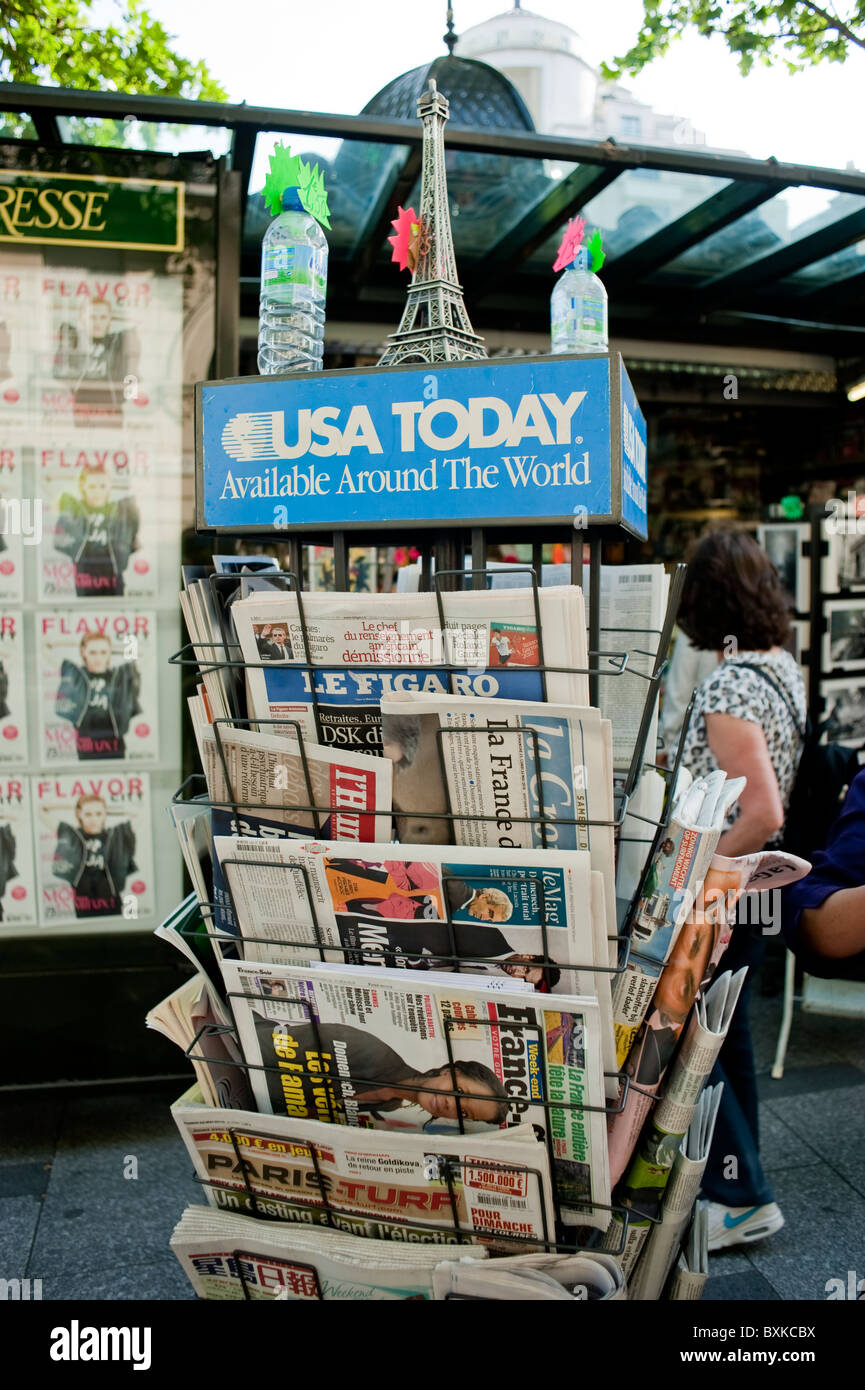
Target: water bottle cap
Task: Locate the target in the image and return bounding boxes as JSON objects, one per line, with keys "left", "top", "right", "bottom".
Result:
{"left": 569, "top": 247, "right": 590, "bottom": 271}
{"left": 281, "top": 186, "right": 305, "bottom": 213}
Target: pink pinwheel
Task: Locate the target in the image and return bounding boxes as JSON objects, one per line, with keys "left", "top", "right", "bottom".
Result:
{"left": 553, "top": 216, "right": 587, "bottom": 273}
{"left": 388, "top": 205, "right": 421, "bottom": 272}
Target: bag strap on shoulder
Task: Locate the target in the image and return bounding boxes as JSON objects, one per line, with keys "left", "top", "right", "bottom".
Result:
{"left": 731, "top": 660, "right": 808, "bottom": 741}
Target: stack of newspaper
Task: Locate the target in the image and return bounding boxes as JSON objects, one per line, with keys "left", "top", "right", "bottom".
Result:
{"left": 432, "top": 1250, "right": 626, "bottom": 1300}
{"left": 609, "top": 839, "right": 811, "bottom": 1191}
{"left": 170, "top": 1205, "right": 483, "bottom": 1300}
{"left": 628, "top": 1083, "right": 723, "bottom": 1301}
{"left": 208, "top": 834, "right": 617, "bottom": 1083}
{"left": 172, "top": 1083, "right": 556, "bottom": 1251}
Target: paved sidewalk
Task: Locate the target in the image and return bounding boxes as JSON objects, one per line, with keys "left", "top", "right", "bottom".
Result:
{"left": 703, "top": 981, "right": 865, "bottom": 1302}
{"left": 1, "top": 984, "right": 863, "bottom": 1302}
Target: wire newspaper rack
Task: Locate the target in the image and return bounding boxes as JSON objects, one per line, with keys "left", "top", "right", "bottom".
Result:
{"left": 167, "top": 560, "right": 688, "bottom": 1299}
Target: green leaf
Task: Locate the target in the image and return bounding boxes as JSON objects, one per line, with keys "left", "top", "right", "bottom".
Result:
{"left": 587, "top": 228, "right": 606, "bottom": 273}
{"left": 262, "top": 142, "right": 331, "bottom": 227}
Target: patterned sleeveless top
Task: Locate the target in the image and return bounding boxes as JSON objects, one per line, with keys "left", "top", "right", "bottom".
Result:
{"left": 681, "top": 649, "right": 807, "bottom": 842}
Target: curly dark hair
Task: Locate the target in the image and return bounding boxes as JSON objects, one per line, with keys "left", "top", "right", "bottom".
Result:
{"left": 677, "top": 530, "right": 792, "bottom": 652}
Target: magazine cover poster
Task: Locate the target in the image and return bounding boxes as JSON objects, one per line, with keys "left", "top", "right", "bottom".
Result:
{"left": 38, "top": 609, "right": 159, "bottom": 765}
{"left": 0, "top": 609, "right": 29, "bottom": 765}
{"left": 36, "top": 436, "right": 169, "bottom": 601}
{"left": 0, "top": 260, "right": 34, "bottom": 422}
{"left": 33, "top": 269, "right": 182, "bottom": 432}
{"left": 0, "top": 440, "right": 25, "bottom": 603}
{"left": 34, "top": 770, "right": 153, "bottom": 925}
{"left": 0, "top": 775, "right": 37, "bottom": 927}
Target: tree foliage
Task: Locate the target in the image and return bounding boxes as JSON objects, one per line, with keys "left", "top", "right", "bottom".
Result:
{"left": 603, "top": 2, "right": 865, "bottom": 78}
{"left": 0, "top": 0, "right": 227, "bottom": 96}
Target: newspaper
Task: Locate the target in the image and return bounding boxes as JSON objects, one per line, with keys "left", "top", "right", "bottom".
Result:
{"left": 171, "top": 1205, "right": 480, "bottom": 1300}
{"left": 666, "top": 1206, "right": 709, "bottom": 1301}
{"left": 171, "top": 1083, "right": 555, "bottom": 1251}
{"left": 607, "top": 847, "right": 811, "bottom": 1188}
{"left": 197, "top": 716, "right": 392, "bottom": 845}
{"left": 168, "top": 799, "right": 213, "bottom": 918}
{"left": 231, "top": 585, "right": 589, "bottom": 752}
{"left": 211, "top": 834, "right": 616, "bottom": 1085}
{"left": 627, "top": 1083, "right": 723, "bottom": 1301}
{"left": 615, "top": 768, "right": 665, "bottom": 922}
{"left": 221, "top": 958, "right": 611, "bottom": 1227}
{"left": 583, "top": 563, "right": 669, "bottom": 776}
{"left": 145, "top": 972, "right": 253, "bottom": 1111}
{"left": 613, "top": 769, "right": 745, "bottom": 1066}
{"left": 614, "top": 970, "right": 744, "bottom": 1257}
{"left": 379, "top": 693, "right": 616, "bottom": 941}
{"left": 432, "top": 1251, "right": 626, "bottom": 1301}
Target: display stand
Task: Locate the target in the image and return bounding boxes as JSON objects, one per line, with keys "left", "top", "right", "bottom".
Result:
{"left": 152, "top": 346, "right": 704, "bottom": 1299}
{"left": 149, "top": 78, "right": 716, "bottom": 1302}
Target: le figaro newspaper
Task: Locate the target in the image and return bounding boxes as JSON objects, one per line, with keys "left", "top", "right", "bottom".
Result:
{"left": 221, "top": 959, "right": 611, "bottom": 1227}
{"left": 232, "top": 586, "right": 589, "bottom": 753}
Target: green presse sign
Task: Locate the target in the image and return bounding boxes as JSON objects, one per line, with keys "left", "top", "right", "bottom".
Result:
{"left": 0, "top": 170, "right": 184, "bottom": 251}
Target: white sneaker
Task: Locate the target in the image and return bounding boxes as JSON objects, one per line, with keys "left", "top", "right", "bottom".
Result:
{"left": 704, "top": 1200, "right": 785, "bottom": 1251}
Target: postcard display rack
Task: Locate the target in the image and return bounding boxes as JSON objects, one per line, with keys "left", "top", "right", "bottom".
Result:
{"left": 758, "top": 501, "right": 865, "bottom": 730}
{"left": 151, "top": 84, "right": 715, "bottom": 1302}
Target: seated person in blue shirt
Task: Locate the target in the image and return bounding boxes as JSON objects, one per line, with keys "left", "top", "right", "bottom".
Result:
{"left": 782, "top": 768, "right": 865, "bottom": 979}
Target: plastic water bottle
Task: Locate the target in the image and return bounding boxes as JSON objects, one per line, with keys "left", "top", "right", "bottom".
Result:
{"left": 258, "top": 187, "right": 328, "bottom": 374}
{"left": 550, "top": 247, "right": 608, "bottom": 354}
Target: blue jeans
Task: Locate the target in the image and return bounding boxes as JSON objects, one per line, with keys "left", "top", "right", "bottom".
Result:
{"left": 700, "top": 925, "right": 775, "bottom": 1208}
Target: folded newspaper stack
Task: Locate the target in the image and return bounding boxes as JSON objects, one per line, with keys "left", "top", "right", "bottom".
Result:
{"left": 220, "top": 958, "right": 612, "bottom": 1228}
{"left": 609, "top": 843, "right": 811, "bottom": 1190}
{"left": 627, "top": 1082, "right": 723, "bottom": 1301}
{"left": 170, "top": 1205, "right": 482, "bottom": 1300}
{"left": 172, "top": 1084, "right": 555, "bottom": 1251}
{"left": 432, "top": 1250, "right": 626, "bottom": 1300}
{"left": 146, "top": 972, "right": 253, "bottom": 1111}
{"left": 613, "top": 768, "right": 746, "bottom": 1068}
{"left": 666, "top": 1205, "right": 709, "bottom": 1301}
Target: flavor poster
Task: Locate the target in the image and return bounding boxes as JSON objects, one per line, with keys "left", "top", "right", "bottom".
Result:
{"left": 33, "top": 269, "right": 182, "bottom": 434}
{"left": 38, "top": 608, "right": 159, "bottom": 766}
{"left": 34, "top": 769, "right": 153, "bottom": 925}
{"left": 0, "top": 609, "right": 29, "bottom": 765}
{"left": 0, "top": 776, "right": 37, "bottom": 927}
{"left": 35, "top": 433, "right": 174, "bottom": 602}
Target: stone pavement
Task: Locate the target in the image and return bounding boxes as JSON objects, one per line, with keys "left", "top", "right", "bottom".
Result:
{"left": 1, "top": 983, "right": 863, "bottom": 1302}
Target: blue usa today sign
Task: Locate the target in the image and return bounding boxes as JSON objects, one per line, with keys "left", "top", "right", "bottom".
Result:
{"left": 196, "top": 352, "right": 646, "bottom": 538}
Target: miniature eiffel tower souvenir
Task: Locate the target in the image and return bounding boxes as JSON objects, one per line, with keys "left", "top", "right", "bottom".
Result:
{"left": 378, "top": 78, "right": 487, "bottom": 366}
